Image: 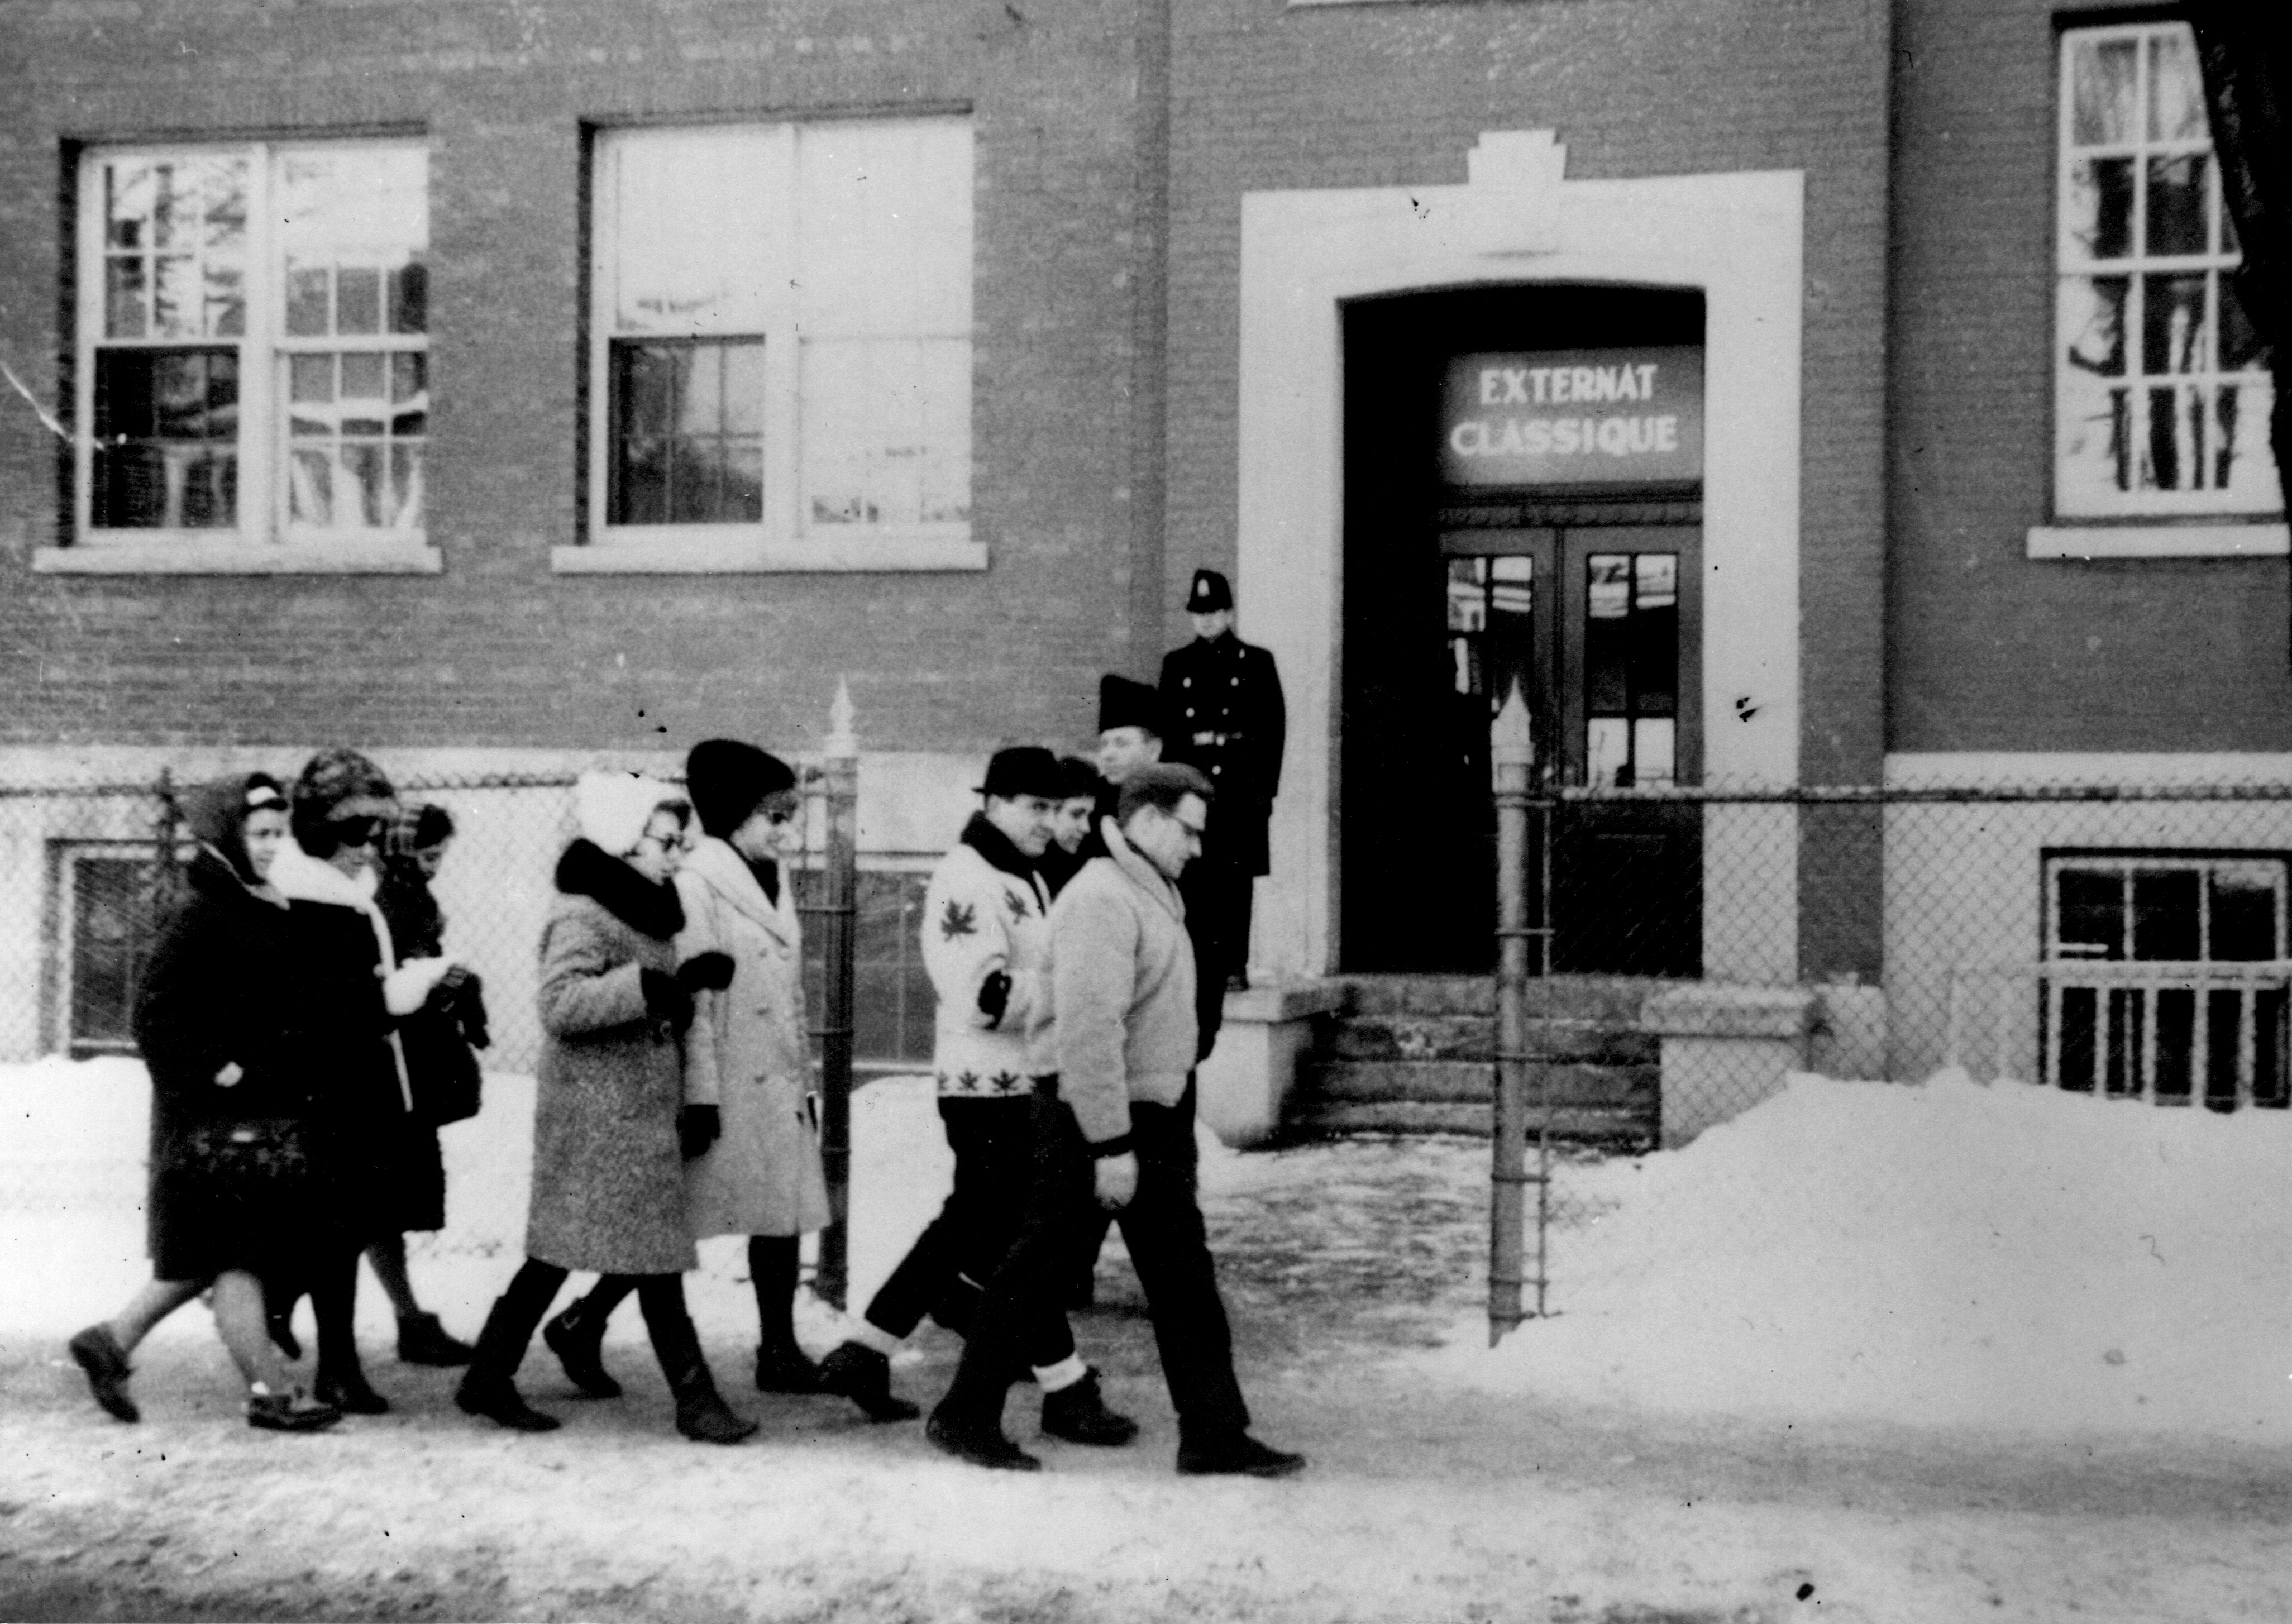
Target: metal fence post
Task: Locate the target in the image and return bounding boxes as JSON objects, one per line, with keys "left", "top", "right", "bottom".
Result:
{"left": 813, "top": 680, "right": 861, "bottom": 1310}
{"left": 1488, "top": 686, "right": 1536, "bottom": 1345}
{"left": 152, "top": 767, "right": 180, "bottom": 905}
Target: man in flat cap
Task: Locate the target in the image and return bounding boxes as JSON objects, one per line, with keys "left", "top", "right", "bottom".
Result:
{"left": 815, "top": 747, "right": 1134, "bottom": 1448}
{"left": 1158, "top": 569, "right": 1285, "bottom": 992}
{"left": 927, "top": 763, "right": 1304, "bottom": 1478}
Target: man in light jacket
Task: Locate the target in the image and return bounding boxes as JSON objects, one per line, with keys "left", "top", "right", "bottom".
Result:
{"left": 815, "top": 747, "right": 1135, "bottom": 1446}
{"left": 925, "top": 763, "right": 1305, "bottom": 1478}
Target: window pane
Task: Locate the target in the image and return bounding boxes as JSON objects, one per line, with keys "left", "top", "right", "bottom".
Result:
{"left": 608, "top": 128, "right": 775, "bottom": 335}
{"left": 2055, "top": 868, "right": 2124, "bottom": 957}
{"left": 336, "top": 266, "right": 382, "bottom": 335}
{"left": 104, "top": 258, "right": 147, "bottom": 339}
{"left": 340, "top": 352, "right": 385, "bottom": 399}
{"left": 2147, "top": 29, "right": 2208, "bottom": 142}
{"left": 2145, "top": 154, "right": 2208, "bottom": 257}
{"left": 2070, "top": 35, "right": 2138, "bottom": 146}
{"left": 1631, "top": 718, "right": 1675, "bottom": 786}
{"left": 92, "top": 349, "right": 238, "bottom": 528}
{"left": 2208, "top": 863, "right": 2283, "bottom": 961}
{"left": 151, "top": 255, "right": 199, "bottom": 338}
{"left": 2215, "top": 380, "right": 2279, "bottom": 508}
{"left": 289, "top": 352, "right": 333, "bottom": 404}
{"left": 798, "top": 120, "right": 973, "bottom": 337}
{"left": 388, "top": 261, "right": 427, "bottom": 335}
{"left": 2058, "top": 374, "right": 2133, "bottom": 503}
{"left": 2141, "top": 273, "right": 2208, "bottom": 374}
{"left": 2219, "top": 273, "right": 2268, "bottom": 371}
{"left": 2065, "top": 157, "right": 2135, "bottom": 262}
{"left": 1585, "top": 717, "right": 1630, "bottom": 789}
{"left": 607, "top": 339, "right": 764, "bottom": 525}
{"left": 801, "top": 337, "right": 970, "bottom": 527}
{"left": 2130, "top": 869, "right": 2200, "bottom": 961}
{"left": 285, "top": 266, "right": 331, "bottom": 337}
{"left": 2142, "top": 383, "right": 2200, "bottom": 490}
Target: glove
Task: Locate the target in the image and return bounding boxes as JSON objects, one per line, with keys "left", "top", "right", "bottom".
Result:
{"left": 677, "top": 1103, "right": 722, "bottom": 1160}
{"left": 641, "top": 967, "right": 695, "bottom": 1030}
{"left": 455, "top": 973, "right": 492, "bottom": 1051}
{"left": 977, "top": 969, "right": 1013, "bottom": 1025}
{"left": 675, "top": 950, "right": 736, "bottom": 994}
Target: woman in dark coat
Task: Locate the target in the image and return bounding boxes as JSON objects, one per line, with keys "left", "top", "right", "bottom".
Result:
{"left": 66, "top": 773, "right": 342, "bottom": 1432}
{"left": 367, "top": 801, "right": 484, "bottom": 1367}
{"left": 268, "top": 748, "right": 462, "bottom": 1416}
{"left": 452, "top": 772, "right": 753, "bottom": 1443}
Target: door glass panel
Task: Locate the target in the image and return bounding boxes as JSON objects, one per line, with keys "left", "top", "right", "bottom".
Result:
{"left": 1581, "top": 550, "right": 1680, "bottom": 787}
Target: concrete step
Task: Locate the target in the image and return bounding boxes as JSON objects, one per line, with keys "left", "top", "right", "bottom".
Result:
{"left": 1325, "top": 1013, "right": 1659, "bottom": 1066}
{"left": 1329, "top": 973, "right": 1677, "bottom": 1024}
{"left": 1283, "top": 1100, "right": 1655, "bottom": 1148}
{"left": 1301, "top": 1058, "right": 1659, "bottom": 1110}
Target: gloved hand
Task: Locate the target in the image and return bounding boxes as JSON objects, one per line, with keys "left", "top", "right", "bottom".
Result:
{"left": 677, "top": 1103, "right": 722, "bottom": 1159}
{"left": 977, "top": 969, "right": 1013, "bottom": 1025}
{"left": 641, "top": 967, "right": 695, "bottom": 1030}
{"left": 676, "top": 950, "right": 736, "bottom": 994}
{"left": 455, "top": 973, "right": 492, "bottom": 1050}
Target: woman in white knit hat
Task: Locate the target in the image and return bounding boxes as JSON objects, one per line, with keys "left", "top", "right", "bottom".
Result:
{"left": 451, "top": 771, "right": 753, "bottom": 1443}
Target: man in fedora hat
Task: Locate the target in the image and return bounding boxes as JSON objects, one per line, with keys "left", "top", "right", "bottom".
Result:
{"left": 815, "top": 747, "right": 1134, "bottom": 1447}
{"left": 1159, "top": 569, "right": 1285, "bottom": 992}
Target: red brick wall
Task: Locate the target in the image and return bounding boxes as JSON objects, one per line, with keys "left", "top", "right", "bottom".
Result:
{"left": 1162, "top": 0, "right": 1895, "bottom": 784}
{"left": 1887, "top": 0, "right": 2292, "bottom": 754}
{"left": 0, "top": 0, "right": 1158, "bottom": 758}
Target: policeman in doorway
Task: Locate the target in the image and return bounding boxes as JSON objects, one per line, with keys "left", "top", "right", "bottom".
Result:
{"left": 1158, "top": 570, "right": 1285, "bottom": 991}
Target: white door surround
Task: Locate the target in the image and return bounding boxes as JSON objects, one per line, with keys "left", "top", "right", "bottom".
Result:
{"left": 1235, "top": 132, "right": 1805, "bottom": 979}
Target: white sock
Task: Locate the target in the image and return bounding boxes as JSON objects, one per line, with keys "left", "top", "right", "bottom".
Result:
{"left": 853, "top": 1322, "right": 903, "bottom": 1357}
{"left": 1033, "top": 1354, "right": 1088, "bottom": 1394}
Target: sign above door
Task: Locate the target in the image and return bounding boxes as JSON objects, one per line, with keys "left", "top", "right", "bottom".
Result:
{"left": 1440, "top": 345, "right": 1704, "bottom": 489}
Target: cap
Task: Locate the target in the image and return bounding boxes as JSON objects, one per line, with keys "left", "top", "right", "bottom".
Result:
{"left": 977, "top": 746, "right": 1066, "bottom": 800}
{"left": 1185, "top": 569, "right": 1233, "bottom": 613}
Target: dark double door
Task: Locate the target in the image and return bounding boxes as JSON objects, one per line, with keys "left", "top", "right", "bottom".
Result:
{"left": 1340, "top": 522, "right": 1704, "bottom": 975}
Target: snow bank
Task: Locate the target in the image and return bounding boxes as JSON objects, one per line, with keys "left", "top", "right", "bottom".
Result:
{"left": 1433, "top": 1068, "right": 2292, "bottom": 1439}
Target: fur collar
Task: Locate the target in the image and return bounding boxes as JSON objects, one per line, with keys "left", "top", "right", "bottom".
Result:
{"left": 556, "top": 839, "right": 685, "bottom": 940}
{"left": 960, "top": 812, "right": 1037, "bottom": 881}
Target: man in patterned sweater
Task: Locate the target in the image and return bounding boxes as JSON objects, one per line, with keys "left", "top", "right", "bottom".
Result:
{"left": 815, "top": 747, "right": 1135, "bottom": 1446}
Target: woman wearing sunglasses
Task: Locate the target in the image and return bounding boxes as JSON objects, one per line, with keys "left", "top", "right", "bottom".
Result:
{"left": 268, "top": 748, "right": 463, "bottom": 1416}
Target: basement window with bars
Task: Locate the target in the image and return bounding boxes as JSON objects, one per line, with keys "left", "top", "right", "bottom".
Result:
{"left": 57, "top": 848, "right": 168, "bottom": 1058}
{"left": 63, "top": 141, "right": 434, "bottom": 571}
{"left": 2042, "top": 852, "right": 2291, "bottom": 1109}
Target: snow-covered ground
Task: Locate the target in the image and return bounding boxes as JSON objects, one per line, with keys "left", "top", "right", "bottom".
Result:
{"left": 5, "top": 1057, "right": 2291, "bottom": 1622}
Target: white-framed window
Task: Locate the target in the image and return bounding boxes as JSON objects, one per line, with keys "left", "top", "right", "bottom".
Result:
{"left": 568, "top": 116, "right": 980, "bottom": 574}
{"left": 2041, "top": 851, "right": 2290, "bottom": 1109}
{"left": 2054, "top": 22, "right": 2279, "bottom": 523}
{"left": 55, "top": 141, "right": 436, "bottom": 573}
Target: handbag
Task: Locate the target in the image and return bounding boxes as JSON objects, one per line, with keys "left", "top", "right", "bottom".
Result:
{"left": 169, "top": 1116, "right": 309, "bottom": 1205}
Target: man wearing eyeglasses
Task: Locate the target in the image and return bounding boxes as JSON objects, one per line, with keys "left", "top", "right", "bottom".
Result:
{"left": 925, "top": 763, "right": 1304, "bottom": 1478}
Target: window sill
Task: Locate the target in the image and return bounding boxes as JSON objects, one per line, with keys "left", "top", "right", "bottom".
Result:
{"left": 2026, "top": 523, "right": 2290, "bottom": 560}
{"left": 552, "top": 534, "right": 989, "bottom": 574}
{"left": 32, "top": 540, "right": 443, "bottom": 575}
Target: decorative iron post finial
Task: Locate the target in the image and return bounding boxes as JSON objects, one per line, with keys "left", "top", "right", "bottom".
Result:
{"left": 1491, "top": 681, "right": 1535, "bottom": 774}
{"left": 825, "top": 677, "right": 857, "bottom": 761}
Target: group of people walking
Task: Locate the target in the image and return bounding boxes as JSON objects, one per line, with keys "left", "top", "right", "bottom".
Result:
{"left": 70, "top": 571, "right": 1296, "bottom": 1476}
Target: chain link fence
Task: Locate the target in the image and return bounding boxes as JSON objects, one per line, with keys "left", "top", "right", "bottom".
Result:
{"left": 1521, "top": 778, "right": 2292, "bottom": 1319}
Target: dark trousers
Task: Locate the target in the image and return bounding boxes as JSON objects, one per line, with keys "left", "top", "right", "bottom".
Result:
{"left": 938, "top": 1082, "right": 1250, "bottom": 1445}
{"left": 1182, "top": 853, "right": 1255, "bottom": 986}
{"left": 864, "top": 1096, "right": 1077, "bottom": 1367}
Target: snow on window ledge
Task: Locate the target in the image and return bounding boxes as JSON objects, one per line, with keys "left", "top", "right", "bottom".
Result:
{"left": 2025, "top": 523, "right": 2290, "bottom": 561}
{"left": 552, "top": 533, "right": 989, "bottom": 574}
{"left": 33, "top": 540, "right": 442, "bottom": 575}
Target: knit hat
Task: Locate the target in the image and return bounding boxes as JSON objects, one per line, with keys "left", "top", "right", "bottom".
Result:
{"left": 977, "top": 746, "right": 1066, "bottom": 800}
{"left": 685, "top": 739, "right": 797, "bottom": 838}
{"left": 576, "top": 771, "right": 677, "bottom": 857}
{"left": 1097, "top": 675, "right": 1166, "bottom": 739}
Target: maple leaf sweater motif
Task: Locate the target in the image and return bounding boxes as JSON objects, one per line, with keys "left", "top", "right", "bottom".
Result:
{"left": 923, "top": 814, "right": 1053, "bottom": 1098}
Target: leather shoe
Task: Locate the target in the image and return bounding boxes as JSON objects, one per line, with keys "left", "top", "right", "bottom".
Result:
{"left": 246, "top": 1387, "right": 342, "bottom": 1433}
{"left": 454, "top": 1375, "right": 562, "bottom": 1433}
{"left": 818, "top": 1342, "right": 920, "bottom": 1423}
{"left": 1039, "top": 1369, "right": 1138, "bottom": 1446}
{"left": 925, "top": 1409, "right": 1041, "bottom": 1472}
{"left": 68, "top": 1325, "right": 137, "bottom": 1424}
{"left": 314, "top": 1370, "right": 391, "bottom": 1415}
{"left": 396, "top": 1312, "right": 475, "bottom": 1367}
{"left": 755, "top": 1341, "right": 823, "bottom": 1394}
{"left": 1176, "top": 1433, "right": 1306, "bottom": 1478}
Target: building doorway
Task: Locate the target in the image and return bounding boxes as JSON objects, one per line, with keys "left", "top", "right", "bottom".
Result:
{"left": 1340, "top": 286, "right": 1705, "bottom": 974}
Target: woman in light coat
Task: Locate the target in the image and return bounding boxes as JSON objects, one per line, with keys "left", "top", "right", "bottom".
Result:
{"left": 452, "top": 772, "right": 753, "bottom": 1443}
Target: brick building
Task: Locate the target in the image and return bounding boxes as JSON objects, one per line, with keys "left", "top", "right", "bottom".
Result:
{"left": 2, "top": 2, "right": 2284, "bottom": 1100}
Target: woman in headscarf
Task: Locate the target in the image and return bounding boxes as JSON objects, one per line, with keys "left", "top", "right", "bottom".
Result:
{"left": 66, "top": 773, "right": 342, "bottom": 1432}
{"left": 452, "top": 772, "right": 754, "bottom": 1443}
{"left": 542, "top": 741, "right": 830, "bottom": 1399}
{"left": 268, "top": 748, "right": 461, "bottom": 1416}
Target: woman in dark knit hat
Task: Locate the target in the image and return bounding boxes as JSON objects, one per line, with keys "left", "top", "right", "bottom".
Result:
{"left": 543, "top": 739, "right": 832, "bottom": 1398}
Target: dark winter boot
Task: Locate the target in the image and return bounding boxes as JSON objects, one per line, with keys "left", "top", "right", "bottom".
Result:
{"left": 1175, "top": 1432, "right": 1306, "bottom": 1478}
{"left": 1039, "top": 1368, "right": 1139, "bottom": 1446}
{"left": 925, "top": 1406, "right": 1041, "bottom": 1472}
{"left": 313, "top": 1365, "right": 391, "bottom": 1415}
{"left": 755, "top": 1339, "right": 823, "bottom": 1393}
{"left": 395, "top": 1311, "right": 475, "bottom": 1367}
{"left": 453, "top": 1295, "right": 562, "bottom": 1434}
{"left": 647, "top": 1311, "right": 757, "bottom": 1444}
{"left": 543, "top": 1302, "right": 622, "bottom": 1399}
{"left": 817, "top": 1341, "right": 921, "bottom": 1423}
{"left": 67, "top": 1324, "right": 137, "bottom": 1424}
